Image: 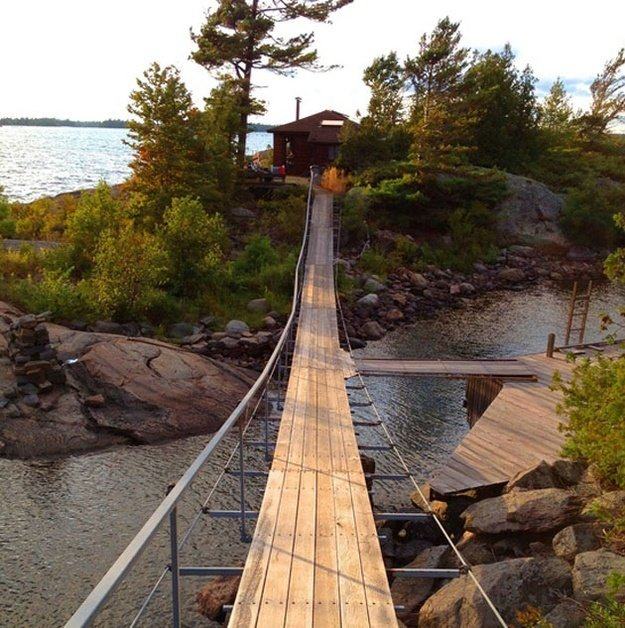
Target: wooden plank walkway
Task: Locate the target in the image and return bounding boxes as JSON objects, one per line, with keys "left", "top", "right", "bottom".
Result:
{"left": 355, "top": 358, "right": 535, "bottom": 380}
{"left": 230, "top": 191, "right": 397, "bottom": 627}
{"left": 428, "top": 346, "right": 620, "bottom": 495}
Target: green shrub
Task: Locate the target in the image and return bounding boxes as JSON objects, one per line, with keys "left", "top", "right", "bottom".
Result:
{"left": 554, "top": 355, "right": 625, "bottom": 488}
{"left": 9, "top": 269, "right": 91, "bottom": 321}
{"left": 561, "top": 180, "right": 625, "bottom": 249}
{"left": 358, "top": 248, "right": 390, "bottom": 276}
{"left": 0, "top": 190, "right": 16, "bottom": 238}
{"left": 584, "top": 573, "right": 625, "bottom": 627}
{"left": 233, "top": 235, "right": 279, "bottom": 276}
{"left": 159, "top": 196, "right": 227, "bottom": 296}
{"left": 89, "top": 225, "right": 170, "bottom": 321}
{"left": 259, "top": 195, "right": 306, "bottom": 244}
{"left": 341, "top": 188, "right": 370, "bottom": 243}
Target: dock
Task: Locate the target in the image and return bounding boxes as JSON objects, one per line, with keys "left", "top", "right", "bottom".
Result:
{"left": 428, "top": 346, "right": 619, "bottom": 495}
{"left": 230, "top": 191, "right": 397, "bottom": 626}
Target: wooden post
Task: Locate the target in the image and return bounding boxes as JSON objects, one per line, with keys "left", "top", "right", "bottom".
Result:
{"left": 564, "top": 281, "right": 578, "bottom": 345}
{"left": 578, "top": 280, "right": 593, "bottom": 344}
{"left": 546, "top": 333, "right": 556, "bottom": 358}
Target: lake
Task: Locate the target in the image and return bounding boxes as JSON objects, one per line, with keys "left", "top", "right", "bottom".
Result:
{"left": 1, "top": 282, "right": 623, "bottom": 626}
{"left": 0, "top": 126, "right": 273, "bottom": 202}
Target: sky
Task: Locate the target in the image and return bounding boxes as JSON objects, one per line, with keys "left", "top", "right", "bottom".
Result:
{"left": 1, "top": 0, "right": 624, "bottom": 125}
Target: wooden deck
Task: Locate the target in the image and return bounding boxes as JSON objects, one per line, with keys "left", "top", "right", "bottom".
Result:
{"left": 355, "top": 358, "right": 535, "bottom": 380}
{"left": 230, "top": 191, "right": 397, "bottom": 627}
{"left": 428, "top": 346, "right": 618, "bottom": 495}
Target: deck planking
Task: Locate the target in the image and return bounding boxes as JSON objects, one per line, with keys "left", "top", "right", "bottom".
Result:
{"left": 229, "top": 190, "right": 397, "bottom": 627}
{"left": 429, "top": 346, "right": 620, "bottom": 495}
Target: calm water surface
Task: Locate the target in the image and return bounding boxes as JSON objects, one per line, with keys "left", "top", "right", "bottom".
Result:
{"left": 0, "top": 127, "right": 273, "bottom": 202}
{"left": 1, "top": 281, "right": 623, "bottom": 626}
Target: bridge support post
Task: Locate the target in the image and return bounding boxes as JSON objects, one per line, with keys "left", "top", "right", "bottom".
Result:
{"left": 238, "top": 411, "right": 249, "bottom": 542}
{"left": 168, "top": 504, "right": 181, "bottom": 628}
{"left": 264, "top": 390, "right": 271, "bottom": 461}
{"left": 546, "top": 333, "right": 556, "bottom": 358}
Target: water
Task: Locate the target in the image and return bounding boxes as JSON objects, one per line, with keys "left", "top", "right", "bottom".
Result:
{"left": 0, "top": 127, "right": 273, "bottom": 202}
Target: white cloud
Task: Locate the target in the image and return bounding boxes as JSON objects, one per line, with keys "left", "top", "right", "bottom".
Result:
{"left": 0, "top": 0, "right": 623, "bottom": 123}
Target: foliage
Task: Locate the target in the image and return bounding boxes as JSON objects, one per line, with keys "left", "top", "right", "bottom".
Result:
{"left": 584, "top": 573, "right": 625, "bottom": 627}
{"left": 541, "top": 78, "right": 574, "bottom": 133}
{"left": 320, "top": 166, "right": 351, "bottom": 194}
{"left": 553, "top": 354, "right": 625, "bottom": 488}
{"left": 126, "top": 63, "right": 208, "bottom": 223}
{"left": 362, "top": 52, "right": 404, "bottom": 129}
{"left": 159, "top": 197, "right": 227, "bottom": 297}
{"left": 560, "top": 180, "right": 625, "bottom": 249}
{"left": 191, "top": 0, "right": 351, "bottom": 164}
{"left": 89, "top": 225, "right": 170, "bottom": 321}
{"left": 259, "top": 193, "right": 306, "bottom": 244}
{"left": 358, "top": 248, "right": 391, "bottom": 276}
{"left": 580, "top": 48, "right": 625, "bottom": 139}
{"left": 341, "top": 187, "right": 370, "bottom": 243}
{"left": 65, "top": 182, "right": 123, "bottom": 273}
{"left": 0, "top": 187, "right": 16, "bottom": 238}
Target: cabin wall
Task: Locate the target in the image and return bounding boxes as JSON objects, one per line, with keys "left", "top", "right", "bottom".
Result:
{"left": 272, "top": 132, "right": 340, "bottom": 176}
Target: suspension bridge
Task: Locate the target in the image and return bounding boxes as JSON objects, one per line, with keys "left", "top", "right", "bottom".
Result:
{"left": 66, "top": 172, "right": 509, "bottom": 627}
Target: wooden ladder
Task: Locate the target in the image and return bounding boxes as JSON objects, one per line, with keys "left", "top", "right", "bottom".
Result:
{"left": 564, "top": 280, "right": 593, "bottom": 345}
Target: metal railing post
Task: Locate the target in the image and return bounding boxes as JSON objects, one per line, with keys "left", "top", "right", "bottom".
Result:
{"left": 168, "top": 503, "right": 181, "bottom": 628}
{"left": 238, "top": 410, "right": 249, "bottom": 542}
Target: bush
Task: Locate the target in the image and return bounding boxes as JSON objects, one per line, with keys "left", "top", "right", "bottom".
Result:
{"left": 359, "top": 248, "right": 390, "bottom": 276}
{"left": 554, "top": 354, "right": 625, "bottom": 488}
{"left": 233, "top": 235, "right": 279, "bottom": 276}
{"left": 341, "top": 187, "right": 370, "bottom": 244}
{"left": 89, "top": 225, "right": 170, "bottom": 321}
{"left": 585, "top": 573, "right": 625, "bottom": 627}
{"left": 561, "top": 180, "right": 625, "bottom": 249}
{"left": 159, "top": 196, "right": 227, "bottom": 296}
{"left": 259, "top": 194, "right": 306, "bottom": 245}
{"left": 0, "top": 190, "right": 16, "bottom": 238}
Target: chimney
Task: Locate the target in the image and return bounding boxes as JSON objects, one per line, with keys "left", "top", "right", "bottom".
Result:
{"left": 295, "top": 96, "right": 302, "bottom": 121}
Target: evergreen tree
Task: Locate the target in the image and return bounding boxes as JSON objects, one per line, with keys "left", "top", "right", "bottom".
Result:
{"left": 541, "top": 78, "right": 573, "bottom": 132}
{"left": 363, "top": 52, "right": 404, "bottom": 129}
{"left": 191, "top": 0, "right": 352, "bottom": 166}
{"left": 463, "top": 45, "right": 539, "bottom": 171}
{"left": 580, "top": 48, "right": 625, "bottom": 138}
{"left": 404, "top": 17, "right": 471, "bottom": 165}
{"left": 126, "top": 63, "right": 204, "bottom": 223}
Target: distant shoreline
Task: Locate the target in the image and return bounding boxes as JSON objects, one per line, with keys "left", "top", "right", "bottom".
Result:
{"left": 0, "top": 118, "right": 274, "bottom": 132}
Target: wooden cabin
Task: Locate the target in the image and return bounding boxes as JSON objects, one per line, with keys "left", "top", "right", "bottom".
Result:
{"left": 270, "top": 110, "right": 353, "bottom": 176}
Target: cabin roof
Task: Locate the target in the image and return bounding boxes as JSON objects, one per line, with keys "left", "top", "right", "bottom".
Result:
{"left": 269, "top": 110, "right": 353, "bottom": 143}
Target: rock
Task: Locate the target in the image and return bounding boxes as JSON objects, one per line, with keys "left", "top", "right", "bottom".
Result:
{"left": 505, "top": 459, "right": 563, "bottom": 492}
{"left": 246, "top": 298, "right": 270, "bottom": 314}
{"left": 495, "top": 173, "right": 568, "bottom": 246}
{"left": 84, "top": 394, "right": 105, "bottom": 408}
{"left": 572, "top": 549, "right": 625, "bottom": 602}
{"left": 179, "top": 333, "right": 205, "bottom": 346}
{"left": 0, "top": 397, "right": 9, "bottom": 409}
{"left": 22, "top": 394, "right": 40, "bottom": 407}
{"left": 497, "top": 267, "right": 525, "bottom": 283}
{"left": 199, "top": 315, "right": 216, "bottom": 329}
{"left": 348, "top": 337, "right": 366, "bottom": 349}
{"left": 167, "top": 322, "right": 196, "bottom": 339}
{"left": 462, "top": 488, "right": 582, "bottom": 534}
{"left": 262, "top": 316, "right": 277, "bottom": 329}
{"left": 392, "top": 545, "right": 449, "bottom": 625}
{"left": 225, "top": 320, "right": 250, "bottom": 337}
{"left": 551, "top": 459, "right": 587, "bottom": 486}
{"left": 543, "top": 599, "right": 585, "bottom": 627}
{"left": 385, "top": 308, "right": 404, "bottom": 322}
{"left": 581, "top": 490, "right": 625, "bottom": 521}
{"left": 92, "top": 320, "right": 124, "bottom": 335}
{"left": 473, "top": 262, "right": 488, "bottom": 273}
{"left": 356, "top": 293, "right": 380, "bottom": 308}
{"left": 508, "top": 245, "right": 536, "bottom": 257}
{"left": 449, "top": 284, "right": 462, "bottom": 296}
{"left": 552, "top": 523, "right": 600, "bottom": 561}
{"left": 196, "top": 576, "right": 241, "bottom": 620}
{"left": 459, "top": 282, "right": 475, "bottom": 294}
{"left": 567, "top": 246, "right": 596, "bottom": 261}
{"left": 363, "top": 277, "right": 386, "bottom": 293}
{"left": 404, "top": 270, "right": 428, "bottom": 289}
{"left": 454, "top": 531, "right": 496, "bottom": 566}
{"left": 419, "top": 557, "right": 572, "bottom": 627}
{"left": 229, "top": 206, "right": 255, "bottom": 219}
{"left": 360, "top": 321, "right": 385, "bottom": 341}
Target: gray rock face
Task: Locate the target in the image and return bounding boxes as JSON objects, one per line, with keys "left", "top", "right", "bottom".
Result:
{"left": 391, "top": 545, "right": 449, "bottom": 625}
{"left": 505, "top": 459, "right": 586, "bottom": 492}
{"left": 462, "top": 488, "right": 582, "bottom": 534}
{"left": 572, "top": 549, "right": 625, "bottom": 601}
{"left": 496, "top": 173, "right": 567, "bottom": 246}
{"left": 225, "top": 320, "right": 250, "bottom": 337}
{"left": 229, "top": 206, "right": 255, "bottom": 219}
{"left": 552, "top": 523, "right": 600, "bottom": 561}
{"left": 543, "top": 599, "right": 585, "bottom": 627}
{"left": 360, "top": 320, "right": 385, "bottom": 340}
{"left": 246, "top": 298, "right": 270, "bottom": 314}
{"left": 497, "top": 267, "right": 526, "bottom": 283}
{"left": 356, "top": 293, "right": 380, "bottom": 308}
{"left": 91, "top": 320, "right": 124, "bottom": 335}
{"left": 419, "top": 557, "right": 572, "bottom": 627}
{"left": 362, "top": 277, "right": 386, "bottom": 293}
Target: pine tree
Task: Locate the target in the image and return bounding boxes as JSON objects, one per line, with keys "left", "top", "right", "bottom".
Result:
{"left": 191, "top": 0, "right": 352, "bottom": 166}
{"left": 363, "top": 52, "right": 404, "bottom": 129}
{"left": 404, "top": 17, "right": 471, "bottom": 165}
{"left": 126, "top": 63, "right": 204, "bottom": 223}
{"left": 580, "top": 48, "right": 625, "bottom": 138}
{"left": 541, "top": 78, "right": 573, "bottom": 132}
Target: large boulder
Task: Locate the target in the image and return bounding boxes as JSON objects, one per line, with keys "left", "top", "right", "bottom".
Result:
{"left": 246, "top": 298, "right": 270, "bottom": 314}
{"left": 360, "top": 321, "right": 385, "bottom": 340}
{"left": 505, "top": 459, "right": 586, "bottom": 492}
{"left": 391, "top": 545, "right": 449, "bottom": 625}
{"left": 552, "top": 523, "right": 601, "bottom": 561}
{"left": 495, "top": 173, "right": 568, "bottom": 246}
{"left": 543, "top": 599, "right": 585, "bottom": 627}
{"left": 419, "top": 557, "right": 572, "bottom": 627}
{"left": 357, "top": 293, "right": 380, "bottom": 308}
{"left": 462, "top": 488, "right": 582, "bottom": 534}
{"left": 572, "top": 549, "right": 625, "bottom": 602}
{"left": 225, "top": 320, "right": 250, "bottom": 337}
{"left": 363, "top": 277, "right": 386, "bottom": 293}
{"left": 497, "top": 267, "right": 525, "bottom": 283}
